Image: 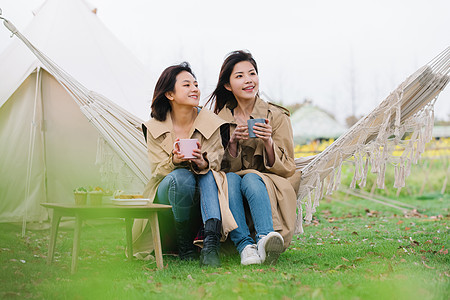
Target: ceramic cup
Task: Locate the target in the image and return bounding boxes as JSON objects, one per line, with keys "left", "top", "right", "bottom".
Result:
{"left": 247, "top": 118, "right": 265, "bottom": 138}
{"left": 173, "top": 139, "right": 198, "bottom": 159}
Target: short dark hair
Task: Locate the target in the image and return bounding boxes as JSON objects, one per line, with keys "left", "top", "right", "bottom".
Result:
{"left": 151, "top": 62, "right": 196, "bottom": 121}
{"left": 206, "top": 50, "right": 258, "bottom": 114}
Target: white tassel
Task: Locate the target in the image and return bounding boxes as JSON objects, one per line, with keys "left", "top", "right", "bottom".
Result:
{"left": 413, "top": 136, "right": 420, "bottom": 164}
{"left": 318, "top": 176, "right": 326, "bottom": 200}
{"left": 360, "top": 156, "right": 369, "bottom": 188}
{"left": 424, "top": 108, "right": 434, "bottom": 143}
{"left": 377, "top": 111, "right": 391, "bottom": 143}
{"left": 377, "top": 163, "right": 386, "bottom": 189}
{"left": 326, "top": 172, "right": 335, "bottom": 195}
{"left": 350, "top": 165, "right": 357, "bottom": 189}
{"left": 304, "top": 190, "right": 313, "bottom": 224}
{"left": 354, "top": 152, "right": 362, "bottom": 181}
{"left": 405, "top": 157, "right": 412, "bottom": 178}
{"left": 314, "top": 180, "right": 322, "bottom": 207}
{"left": 393, "top": 161, "right": 406, "bottom": 188}
{"left": 417, "top": 130, "right": 425, "bottom": 155}
{"left": 295, "top": 204, "right": 304, "bottom": 234}
{"left": 334, "top": 162, "right": 343, "bottom": 190}
{"left": 371, "top": 146, "right": 381, "bottom": 174}
{"left": 399, "top": 165, "right": 405, "bottom": 188}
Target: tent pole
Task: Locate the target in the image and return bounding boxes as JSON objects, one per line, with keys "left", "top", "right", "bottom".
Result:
{"left": 22, "top": 67, "right": 41, "bottom": 237}
{"left": 39, "top": 70, "right": 49, "bottom": 211}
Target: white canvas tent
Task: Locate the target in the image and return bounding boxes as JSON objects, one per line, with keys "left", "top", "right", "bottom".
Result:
{"left": 291, "top": 101, "right": 347, "bottom": 144}
{"left": 0, "top": 0, "right": 151, "bottom": 223}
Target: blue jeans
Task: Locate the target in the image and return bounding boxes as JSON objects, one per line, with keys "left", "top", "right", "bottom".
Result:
{"left": 156, "top": 168, "right": 197, "bottom": 223}
{"left": 227, "top": 172, "right": 273, "bottom": 253}
{"left": 198, "top": 170, "right": 221, "bottom": 222}
{"left": 156, "top": 168, "right": 220, "bottom": 223}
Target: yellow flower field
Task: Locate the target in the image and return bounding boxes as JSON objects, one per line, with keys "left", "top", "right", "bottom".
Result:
{"left": 295, "top": 137, "right": 450, "bottom": 159}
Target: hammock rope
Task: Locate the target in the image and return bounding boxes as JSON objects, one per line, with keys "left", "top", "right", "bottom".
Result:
{"left": 294, "top": 48, "right": 450, "bottom": 233}
{"left": 2, "top": 14, "right": 449, "bottom": 234}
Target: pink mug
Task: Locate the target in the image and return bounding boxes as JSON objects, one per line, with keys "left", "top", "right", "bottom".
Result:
{"left": 173, "top": 139, "right": 198, "bottom": 159}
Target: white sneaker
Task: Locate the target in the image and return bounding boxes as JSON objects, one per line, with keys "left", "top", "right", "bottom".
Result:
{"left": 257, "top": 232, "right": 284, "bottom": 265}
{"left": 240, "top": 244, "right": 262, "bottom": 265}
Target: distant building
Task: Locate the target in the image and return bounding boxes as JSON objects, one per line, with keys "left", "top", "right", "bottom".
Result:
{"left": 432, "top": 126, "right": 450, "bottom": 138}
{"left": 290, "top": 100, "right": 347, "bottom": 145}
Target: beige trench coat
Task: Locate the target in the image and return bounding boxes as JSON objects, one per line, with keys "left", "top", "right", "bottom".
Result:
{"left": 218, "top": 97, "right": 301, "bottom": 249}
{"left": 132, "top": 108, "right": 237, "bottom": 258}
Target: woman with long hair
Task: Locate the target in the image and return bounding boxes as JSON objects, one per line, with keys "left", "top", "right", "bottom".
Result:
{"left": 132, "top": 62, "right": 236, "bottom": 267}
{"left": 207, "top": 50, "right": 300, "bottom": 265}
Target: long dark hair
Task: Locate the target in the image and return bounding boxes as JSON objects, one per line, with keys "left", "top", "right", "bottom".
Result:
{"left": 151, "top": 62, "right": 196, "bottom": 121}
{"left": 206, "top": 50, "right": 258, "bottom": 114}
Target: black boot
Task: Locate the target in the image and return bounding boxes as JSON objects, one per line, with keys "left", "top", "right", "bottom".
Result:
{"left": 199, "top": 218, "right": 221, "bottom": 267}
{"left": 175, "top": 221, "right": 197, "bottom": 261}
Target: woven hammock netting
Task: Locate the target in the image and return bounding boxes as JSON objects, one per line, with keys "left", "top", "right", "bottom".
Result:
{"left": 294, "top": 48, "right": 450, "bottom": 233}
{"left": 2, "top": 16, "right": 449, "bottom": 234}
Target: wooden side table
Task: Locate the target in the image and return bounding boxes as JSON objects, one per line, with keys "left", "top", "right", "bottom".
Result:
{"left": 41, "top": 203, "right": 172, "bottom": 274}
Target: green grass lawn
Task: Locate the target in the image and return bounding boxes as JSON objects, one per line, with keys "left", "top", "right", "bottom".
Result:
{"left": 1, "top": 190, "right": 448, "bottom": 300}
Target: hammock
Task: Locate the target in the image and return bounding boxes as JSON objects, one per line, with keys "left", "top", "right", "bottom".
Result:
{"left": 294, "top": 50, "right": 450, "bottom": 233}
{"left": 2, "top": 15, "right": 449, "bottom": 234}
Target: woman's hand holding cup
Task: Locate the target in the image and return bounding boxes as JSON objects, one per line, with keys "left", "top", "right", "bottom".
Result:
{"left": 190, "top": 141, "right": 208, "bottom": 170}
{"left": 228, "top": 124, "right": 248, "bottom": 157}
{"left": 247, "top": 118, "right": 265, "bottom": 138}
{"left": 248, "top": 118, "right": 273, "bottom": 147}
{"left": 172, "top": 139, "right": 186, "bottom": 164}
{"left": 173, "top": 138, "right": 207, "bottom": 169}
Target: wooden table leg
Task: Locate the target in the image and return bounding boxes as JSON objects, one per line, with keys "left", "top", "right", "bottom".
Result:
{"left": 47, "top": 211, "right": 62, "bottom": 265}
{"left": 149, "top": 212, "right": 163, "bottom": 269}
{"left": 125, "top": 218, "right": 133, "bottom": 261}
{"left": 71, "top": 216, "right": 82, "bottom": 274}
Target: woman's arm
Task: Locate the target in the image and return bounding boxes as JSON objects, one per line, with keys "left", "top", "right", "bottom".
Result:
{"left": 263, "top": 112, "right": 296, "bottom": 178}
{"left": 252, "top": 119, "right": 275, "bottom": 166}
{"left": 222, "top": 124, "right": 243, "bottom": 172}
{"left": 147, "top": 135, "right": 179, "bottom": 178}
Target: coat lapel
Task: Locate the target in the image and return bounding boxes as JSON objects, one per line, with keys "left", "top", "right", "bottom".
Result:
{"left": 217, "top": 105, "right": 237, "bottom": 124}
{"left": 218, "top": 96, "right": 269, "bottom": 121}
{"left": 144, "top": 114, "right": 174, "bottom": 156}
{"left": 193, "top": 108, "right": 227, "bottom": 139}
{"left": 144, "top": 109, "right": 226, "bottom": 156}
{"left": 250, "top": 96, "right": 269, "bottom": 119}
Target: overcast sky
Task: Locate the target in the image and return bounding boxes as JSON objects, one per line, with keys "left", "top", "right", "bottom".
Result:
{"left": 1, "top": 0, "right": 449, "bottom": 123}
